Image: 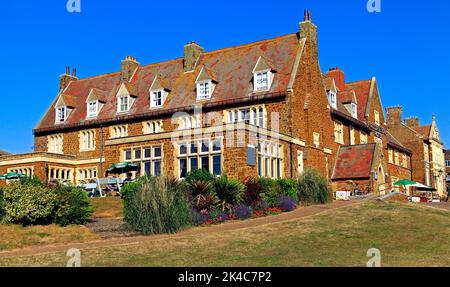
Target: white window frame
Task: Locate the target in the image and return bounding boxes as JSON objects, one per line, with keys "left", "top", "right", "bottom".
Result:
{"left": 177, "top": 139, "right": 223, "bottom": 179}
{"left": 328, "top": 91, "right": 337, "bottom": 109}
{"left": 144, "top": 120, "right": 163, "bottom": 134}
{"left": 80, "top": 130, "right": 96, "bottom": 151}
{"left": 257, "top": 141, "right": 283, "bottom": 179}
{"left": 56, "top": 107, "right": 67, "bottom": 123}
{"left": 197, "top": 80, "right": 212, "bottom": 100}
{"left": 87, "top": 101, "right": 99, "bottom": 118}
{"left": 351, "top": 103, "right": 357, "bottom": 119}
{"left": 150, "top": 89, "right": 165, "bottom": 108}
{"left": 254, "top": 70, "right": 271, "bottom": 92}
{"left": 118, "top": 96, "right": 129, "bottom": 113}
{"left": 110, "top": 125, "right": 128, "bottom": 139}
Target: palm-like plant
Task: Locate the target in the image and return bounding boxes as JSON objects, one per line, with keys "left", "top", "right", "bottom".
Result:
{"left": 189, "top": 180, "right": 217, "bottom": 211}
{"left": 213, "top": 175, "right": 244, "bottom": 211}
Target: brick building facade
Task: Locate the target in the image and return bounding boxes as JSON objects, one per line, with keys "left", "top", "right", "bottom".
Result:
{"left": 0, "top": 11, "right": 444, "bottom": 198}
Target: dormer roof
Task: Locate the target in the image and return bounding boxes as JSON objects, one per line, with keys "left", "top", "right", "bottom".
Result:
{"left": 86, "top": 88, "right": 108, "bottom": 103}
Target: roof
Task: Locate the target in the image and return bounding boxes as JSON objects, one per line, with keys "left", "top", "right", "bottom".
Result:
{"left": 35, "top": 33, "right": 302, "bottom": 132}
{"left": 332, "top": 144, "right": 376, "bottom": 180}
{"left": 412, "top": 125, "right": 431, "bottom": 139}
{"left": 386, "top": 130, "right": 412, "bottom": 155}
{"left": 339, "top": 90, "right": 356, "bottom": 104}
{"left": 0, "top": 150, "right": 10, "bottom": 156}
{"left": 344, "top": 79, "right": 373, "bottom": 120}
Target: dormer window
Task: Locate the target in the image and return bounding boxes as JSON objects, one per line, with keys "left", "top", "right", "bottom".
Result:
{"left": 197, "top": 81, "right": 211, "bottom": 100}
{"left": 56, "top": 107, "right": 67, "bottom": 123}
{"left": 351, "top": 103, "right": 357, "bottom": 119}
{"left": 87, "top": 101, "right": 98, "bottom": 118}
{"left": 151, "top": 90, "right": 164, "bottom": 108}
{"left": 327, "top": 91, "right": 337, "bottom": 109}
{"left": 118, "top": 96, "right": 129, "bottom": 113}
{"left": 255, "top": 70, "right": 270, "bottom": 91}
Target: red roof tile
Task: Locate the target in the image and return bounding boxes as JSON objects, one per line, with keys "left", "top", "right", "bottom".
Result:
{"left": 344, "top": 79, "right": 372, "bottom": 120}
{"left": 412, "top": 125, "right": 431, "bottom": 138}
{"left": 332, "top": 144, "right": 376, "bottom": 180}
{"left": 35, "top": 33, "right": 301, "bottom": 131}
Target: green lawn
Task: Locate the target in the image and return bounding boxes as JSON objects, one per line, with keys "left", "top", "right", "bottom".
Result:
{"left": 1, "top": 201, "right": 449, "bottom": 267}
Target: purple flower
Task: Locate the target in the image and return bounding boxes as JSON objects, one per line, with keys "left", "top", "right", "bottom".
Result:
{"left": 234, "top": 204, "right": 252, "bottom": 220}
{"left": 277, "top": 196, "right": 296, "bottom": 212}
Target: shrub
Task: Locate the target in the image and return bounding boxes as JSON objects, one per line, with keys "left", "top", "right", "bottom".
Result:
{"left": 242, "top": 177, "right": 262, "bottom": 205}
{"left": 0, "top": 189, "right": 4, "bottom": 220}
{"left": 2, "top": 182, "right": 57, "bottom": 226}
{"left": 251, "top": 200, "right": 270, "bottom": 217}
{"left": 188, "top": 180, "right": 217, "bottom": 211}
{"left": 123, "top": 176, "right": 192, "bottom": 235}
{"left": 185, "top": 169, "right": 215, "bottom": 184}
{"left": 233, "top": 204, "right": 252, "bottom": 220}
{"left": 276, "top": 178, "right": 299, "bottom": 202}
{"left": 258, "top": 178, "right": 282, "bottom": 207}
{"left": 53, "top": 184, "right": 93, "bottom": 226}
{"left": 298, "top": 169, "right": 333, "bottom": 205}
{"left": 192, "top": 209, "right": 210, "bottom": 225}
{"left": 19, "top": 176, "right": 44, "bottom": 187}
{"left": 277, "top": 196, "right": 296, "bottom": 212}
{"left": 213, "top": 175, "right": 244, "bottom": 211}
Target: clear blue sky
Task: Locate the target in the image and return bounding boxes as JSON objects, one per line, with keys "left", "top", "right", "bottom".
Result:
{"left": 0, "top": 0, "right": 448, "bottom": 153}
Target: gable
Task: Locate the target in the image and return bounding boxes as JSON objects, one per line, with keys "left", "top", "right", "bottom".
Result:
{"left": 252, "top": 56, "right": 275, "bottom": 73}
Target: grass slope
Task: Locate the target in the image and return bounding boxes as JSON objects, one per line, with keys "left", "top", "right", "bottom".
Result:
{"left": 1, "top": 201, "right": 449, "bottom": 267}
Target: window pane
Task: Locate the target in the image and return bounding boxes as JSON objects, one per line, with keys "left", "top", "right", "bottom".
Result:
{"left": 154, "top": 161, "right": 161, "bottom": 176}
{"left": 190, "top": 142, "right": 198, "bottom": 154}
{"left": 179, "top": 144, "right": 187, "bottom": 155}
{"left": 144, "top": 148, "right": 151, "bottom": 159}
{"left": 212, "top": 140, "right": 221, "bottom": 151}
{"left": 124, "top": 149, "right": 132, "bottom": 161}
{"left": 190, "top": 157, "right": 198, "bottom": 171}
{"left": 258, "top": 155, "right": 262, "bottom": 177}
{"left": 134, "top": 149, "right": 141, "bottom": 160}
{"left": 154, "top": 146, "right": 162, "bottom": 158}
{"left": 201, "top": 141, "right": 209, "bottom": 153}
{"left": 213, "top": 155, "right": 221, "bottom": 176}
{"left": 144, "top": 162, "right": 151, "bottom": 175}
{"left": 180, "top": 159, "right": 187, "bottom": 178}
{"left": 201, "top": 156, "right": 209, "bottom": 171}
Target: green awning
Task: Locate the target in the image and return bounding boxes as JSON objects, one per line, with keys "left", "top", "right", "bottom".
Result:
{"left": 0, "top": 172, "right": 27, "bottom": 180}
{"left": 106, "top": 162, "right": 139, "bottom": 175}
{"left": 394, "top": 179, "right": 416, "bottom": 186}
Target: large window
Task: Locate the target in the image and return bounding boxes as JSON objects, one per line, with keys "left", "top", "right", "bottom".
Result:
{"left": 177, "top": 139, "right": 222, "bottom": 179}
{"left": 327, "top": 91, "right": 337, "bottom": 109}
{"left": 257, "top": 141, "right": 283, "bottom": 179}
{"left": 227, "top": 106, "right": 266, "bottom": 128}
{"left": 48, "top": 134, "right": 63, "bottom": 154}
{"left": 123, "top": 145, "right": 163, "bottom": 177}
{"left": 446, "top": 160, "right": 450, "bottom": 167}
{"left": 360, "top": 132, "right": 368, "bottom": 144}
{"left": 80, "top": 130, "right": 95, "bottom": 151}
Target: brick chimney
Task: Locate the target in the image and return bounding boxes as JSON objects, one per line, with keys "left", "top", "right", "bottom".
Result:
{"left": 121, "top": 56, "right": 139, "bottom": 82}
{"left": 405, "top": 117, "right": 420, "bottom": 128}
{"left": 386, "top": 106, "right": 403, "bottom": 126}
{"left": 326, "top": 67, "right": 345, "bottom": 92}
{"left": 184, "top": 42, "right": 204, "bottom": 72}
{"left": 299, "top": 10, "right": 318, "bottom": 53}
{"left": 59, "top": 66, "right": 78, "bottom": 92}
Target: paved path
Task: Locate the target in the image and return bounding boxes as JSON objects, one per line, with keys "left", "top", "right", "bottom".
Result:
{"left": 0, "top": 200, "right": 361, "bottom": 258}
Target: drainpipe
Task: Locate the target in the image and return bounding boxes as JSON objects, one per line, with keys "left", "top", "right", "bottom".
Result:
{"left": 99, "top": 125, "right": 104, "bottom": 177}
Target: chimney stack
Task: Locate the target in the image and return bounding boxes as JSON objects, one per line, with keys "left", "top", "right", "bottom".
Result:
{"left": 59, "top": 66, "right": 78, "bottom": 92}
{"left": 326, "top": 67, "right": 345, "bottom": 91}
{"left": 121, "top": 56, "right": 139, "bottom": 82}
{"left": 405, "top": 116, "right": 420, "bottom": 128}
{"left": 184, "top": 42, "right": 204, "bottom": 72}
{"left": 299, "top": 10, "right": 318, "bottom": 49}
{"left": 386, "top": 106, "right": 403, "bottom": 126}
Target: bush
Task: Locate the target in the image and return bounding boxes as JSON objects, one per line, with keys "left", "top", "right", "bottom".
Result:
{"left": 251, "top": 200, "right": 270, "bottom": 216}
{"left": 233, "top": 204, "right": 252, "bottom": 220}
{"left": 53, "top": 184, "right": 93, "bottom": 226}
{"left": 19, "top": 176, "right": 44, "bottom": 187}
{"left": 2, "top": 182, "right": 57, "bottom": 226}
{"left": 242, "top": 178, "right": 262, "bottom": 206}
{"left": 213, "top": 175, "right": 244, "bottom": 211}
{"left": 192, "top": 209, "right": 210, "bottom": 225}
{"left": 298, "top": 169, "right": 333, "bottom": 205}
{"left": 276, "top": 178, "right": 299, "bottom": 202}
{"left": 277, "top": 196, "right": 296, "bottom": 212}
{"left": 0, "top": 189, "right": 4, "bottom": 220}
{"left": 185, "top": 169, "right": 215, "bottom": 184}
{"left": 258, "top": 178, "right": 282, "bottom": 207}
{"left": 123, "top": 176, "right": 192, "bottom": 235}
{"left": 188, "top": 180, "right": 217, "bottom": 211}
